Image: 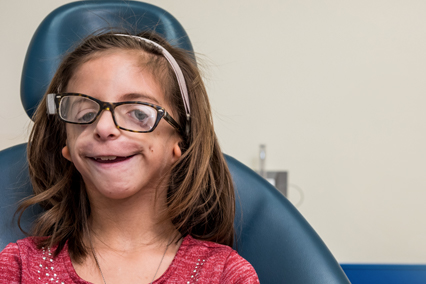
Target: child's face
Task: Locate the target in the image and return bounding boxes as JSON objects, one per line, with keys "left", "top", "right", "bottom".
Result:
{"left": 61, "top": 50, "right": 182, "bottom": 202}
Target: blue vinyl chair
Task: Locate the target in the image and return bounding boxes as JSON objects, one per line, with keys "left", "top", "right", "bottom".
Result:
{"left": 0, "top": 1, "right": 350, "bottom": 283}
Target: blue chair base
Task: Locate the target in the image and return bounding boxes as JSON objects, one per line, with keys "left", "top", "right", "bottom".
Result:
{"left": 341, "top": 264, "right": 426, "bottom": 284}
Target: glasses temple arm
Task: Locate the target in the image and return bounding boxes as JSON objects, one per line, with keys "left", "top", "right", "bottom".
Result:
{"left": 163, "top": 112, "right": 187, "bottom": 137}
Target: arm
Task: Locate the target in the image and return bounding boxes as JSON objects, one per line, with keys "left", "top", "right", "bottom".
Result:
{"left": 220, "top": 250, "right": 260, "bottom": 284}
{"left": 0, "top": 243, "right": 22, "bottom": 283}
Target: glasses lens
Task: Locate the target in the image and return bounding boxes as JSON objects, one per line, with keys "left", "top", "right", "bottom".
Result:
{"left": 59, "top": 95, "right": 100, "bottom": 123}
{"left": 115, "top": 104, "right": 158, "bottom": 132}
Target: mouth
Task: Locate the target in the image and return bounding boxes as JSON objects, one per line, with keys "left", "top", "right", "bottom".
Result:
{"left": 89, "top": 155, "right": 135, "bottom": 164}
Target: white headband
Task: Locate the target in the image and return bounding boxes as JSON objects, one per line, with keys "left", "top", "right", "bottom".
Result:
{"left": 114, "top": 34, "right": 191, "bottom": 117}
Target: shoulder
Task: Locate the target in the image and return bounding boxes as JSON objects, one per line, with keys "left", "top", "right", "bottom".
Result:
{"left": 182, "top": 235, "right": 235, "bottom": 257}
{"left": 220, "top": 249, "right": 259, "bottom": 283}
{"left": 162, "top": 235, "right": 259, "bottom": 284}
{"left": 3, "top": 237, "right": 46, "bottom": 261}
{"left": 0, "top": 237, "right": 39, "bottom": 282}
{"left": 1, "top": 237, "right": 40, "bottom": 262}
{"left": 0, "top": 237, "right": 75, "bottom": 284}
{"left": 180, "top": 235, "right": 247, "bottom": 268}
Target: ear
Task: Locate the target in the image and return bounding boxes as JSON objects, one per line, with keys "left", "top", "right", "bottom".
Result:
{"left": 172, "top": 143, "right": 182, "bottom": 163}
{"left": 62, "top": 145, "right": 73, "bottom": 162}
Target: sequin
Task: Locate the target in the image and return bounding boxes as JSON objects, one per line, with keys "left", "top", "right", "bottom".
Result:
{"left": 37, "top": 246, "right": 61, "bottom": 283}
{"left": 189, "top": 257, "right": 206, "bottom": 283}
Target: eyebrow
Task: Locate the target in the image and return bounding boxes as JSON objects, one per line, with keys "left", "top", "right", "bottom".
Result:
{"left": 120, "top": 93, "right": 160, "bottom": 104}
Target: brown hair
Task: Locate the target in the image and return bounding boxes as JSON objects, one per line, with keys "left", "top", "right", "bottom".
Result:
{"left": 17, "top": 31, "right": 235, "bottom": 262}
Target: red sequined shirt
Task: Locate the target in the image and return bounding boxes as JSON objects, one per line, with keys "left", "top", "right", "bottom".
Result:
{"left": 0, "top": 235, "right": 259, "bottom": 283}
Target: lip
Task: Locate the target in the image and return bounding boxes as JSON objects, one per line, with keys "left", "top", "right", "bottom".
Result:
{"left": 87, "top": 154, "right": 137, "bottom": 165}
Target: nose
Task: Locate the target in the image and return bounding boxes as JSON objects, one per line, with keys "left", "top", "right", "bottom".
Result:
{"left": 93, "top": 109, "right": 121, "bottom": 140}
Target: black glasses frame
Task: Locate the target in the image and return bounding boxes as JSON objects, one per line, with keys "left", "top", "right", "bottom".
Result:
{"left": 52, "top": 93, "right": 183, "bottom": 134}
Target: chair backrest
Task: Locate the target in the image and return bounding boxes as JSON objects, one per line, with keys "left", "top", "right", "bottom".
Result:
{"left": 0, "top": 1, "right": 350, "bottom": 283}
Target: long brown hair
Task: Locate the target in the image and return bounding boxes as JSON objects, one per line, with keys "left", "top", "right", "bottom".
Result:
{"left": 17, "top": 31, "right": 235, "bottom": 262}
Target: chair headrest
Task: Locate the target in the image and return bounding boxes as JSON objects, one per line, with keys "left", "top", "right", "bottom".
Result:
{"left": 21, "top": 1, "right": 193, "bottom": 119}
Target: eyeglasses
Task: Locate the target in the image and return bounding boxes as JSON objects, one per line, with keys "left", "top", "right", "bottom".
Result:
{"left": 47, "top": 93, "right": 183, "bottom": 134}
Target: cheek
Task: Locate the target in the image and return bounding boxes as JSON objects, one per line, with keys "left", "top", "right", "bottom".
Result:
{"left": 64, "top": 125, "right": 87, "bottom": 159}
{"left": 148, "top": 145, "right": 155, "bottom": 153}
{"left": 139, "top": 133, "right": 166, "bottom": 158}
{"left": 151, "top": 131, "right": 172, "bottom": 150}
{"left": 151, "top": 131, "right": 181, "bottom": 161}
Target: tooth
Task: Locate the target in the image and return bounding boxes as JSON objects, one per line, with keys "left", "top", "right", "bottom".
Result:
{"left": 99, "top": 156, "right": 117, "bottom": 161}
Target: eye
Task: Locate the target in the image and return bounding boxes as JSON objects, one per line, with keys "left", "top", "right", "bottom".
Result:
{"left": 131, "top": 109, "right": 149, "bottom": 122}
{"left": 76, "top": 109, "right": 97, "bottom": 123}
{"left": 116, "top": 104, "right": 156, "bottom": 131}
{"left": 60, "top": 96, "right": 99, "bottom": 123}
{"left": 65, "top": 97, "right": 99, "bottom": 123}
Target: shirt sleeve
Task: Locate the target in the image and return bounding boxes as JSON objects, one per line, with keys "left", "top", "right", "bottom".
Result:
{"left": 220, "top": 250, "right": 260, "bottom": 284}
{"left": 0, "top": 243, "right": 22, "bottom": 283}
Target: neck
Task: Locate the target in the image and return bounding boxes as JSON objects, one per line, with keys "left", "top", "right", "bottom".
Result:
{"left": 87, "top": 186, "right": 177, "bottom": 252}
{"left": 73, "top": 184, "right": 182, "bottom": 284}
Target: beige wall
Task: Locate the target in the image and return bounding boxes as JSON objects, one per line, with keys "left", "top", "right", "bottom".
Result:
{"left": 1, "top": 0, "right": 425, "bottom": 263}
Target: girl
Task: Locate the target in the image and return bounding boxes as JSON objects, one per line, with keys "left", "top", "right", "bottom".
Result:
{"left": 0, "top": 32, "right": 259, "bottom": 283}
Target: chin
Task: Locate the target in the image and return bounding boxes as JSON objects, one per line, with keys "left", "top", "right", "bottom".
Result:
{"left": 93, "top": 182, "right": 138, "bottom": 199}
{"left": 103, "top": 188, "right": 138, "bottom": 199}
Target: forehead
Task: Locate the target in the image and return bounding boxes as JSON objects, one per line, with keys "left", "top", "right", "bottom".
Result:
{"left": 73, "top": 48, "right": 165, "bottom": 81}
{"left": 67, "top": 49, "right": 170, "bottom": 104}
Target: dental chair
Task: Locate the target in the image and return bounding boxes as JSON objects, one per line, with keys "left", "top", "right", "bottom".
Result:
{"left": 0, "top": 1, "right": 350, "bottom": 283}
